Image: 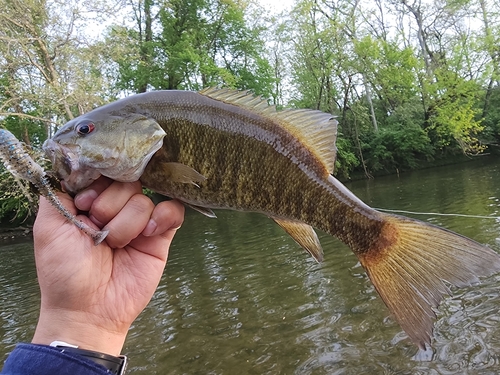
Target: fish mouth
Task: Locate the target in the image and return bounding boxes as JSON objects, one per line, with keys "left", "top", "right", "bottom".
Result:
{"left": 43, "top": 139, "right": 102, "bottom": 194}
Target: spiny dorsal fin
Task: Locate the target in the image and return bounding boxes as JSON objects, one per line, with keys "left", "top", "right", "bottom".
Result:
{"left": 199, "top": 87, "right": 338, "bottom": 174}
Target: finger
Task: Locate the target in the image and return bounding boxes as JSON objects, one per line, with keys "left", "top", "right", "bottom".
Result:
{"left": 74, "top": 177, "right": 114, "bottom": 212}
{"left": 127, "top": 200, "right": 185, "bottom": 261}
{"left": 103, "top": 193, "right": 155, "bottom": 249}
{"left": 88, "top": 180, "right": 143, "bottom": 227}
{"left": 142, "top": 200, "right": 185, "bottom": 237}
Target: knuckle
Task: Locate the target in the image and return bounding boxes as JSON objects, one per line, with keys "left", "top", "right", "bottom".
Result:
{"left": 155, "top": 200, "right": 185, "bottom": 229}
{"left": 129, "top": 194, "right": 154, "bottom": 215}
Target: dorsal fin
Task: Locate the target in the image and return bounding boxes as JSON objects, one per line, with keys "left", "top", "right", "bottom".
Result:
{"left": 199, "top": 87, "right": 338, "bottom": 174}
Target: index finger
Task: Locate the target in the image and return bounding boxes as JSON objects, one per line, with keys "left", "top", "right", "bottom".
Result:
{"left": 103, "top": 193, "right": 155, "bottom": 249}
{"left": 86, "top": 180, "right": 143, "bottom": 228}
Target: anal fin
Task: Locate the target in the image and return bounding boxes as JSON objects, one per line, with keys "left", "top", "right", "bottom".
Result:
{"left": 272, "top": 217, "right": 323, "bottom": 262}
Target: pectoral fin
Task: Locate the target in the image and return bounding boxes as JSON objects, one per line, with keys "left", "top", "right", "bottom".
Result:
{"left": 272, "top": 218, "right": 323, "bottom": 262}
{"left": 163, "top": 162, "right": 206, "bottom": 187}
{"left": 184, "top": 203, "right": 217, "bottom": 218}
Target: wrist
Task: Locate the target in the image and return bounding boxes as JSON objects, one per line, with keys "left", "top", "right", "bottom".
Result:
{"left": 32, "top": 308, "right": 129, "bottom": 356}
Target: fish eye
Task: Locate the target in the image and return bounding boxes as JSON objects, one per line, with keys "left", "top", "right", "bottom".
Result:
{"left": 76, "top": 122, "right": 95, "bottom": 135}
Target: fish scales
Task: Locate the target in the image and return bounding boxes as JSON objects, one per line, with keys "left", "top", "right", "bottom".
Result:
{"left": 146, "top": 117, "right": 315, "bottom": 212}
{"left": 139, "top": 95, "right": 383, "bottom": 255}
{"left": 142, "top": 95, "right": 351, "bottom": 205}
{"left": 43, "top": 88, "right": 500, "bottom": 350}
{"left": 144, "top": 115, "right": 383, "bottom": 255}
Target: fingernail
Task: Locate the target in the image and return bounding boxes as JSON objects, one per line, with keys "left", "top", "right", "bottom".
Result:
{"left": 142, "top": 219, "right": 158, "bottom": 237}
{"left": 89, "top": 214, "right": 104, "bottom": 228}
{"left": 75, "top": 189, "right": 98, "bottom": 211}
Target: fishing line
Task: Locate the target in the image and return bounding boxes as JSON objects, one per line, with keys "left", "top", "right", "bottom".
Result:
{"left": 374, "top": 208, "right": 500, "bottom": 220}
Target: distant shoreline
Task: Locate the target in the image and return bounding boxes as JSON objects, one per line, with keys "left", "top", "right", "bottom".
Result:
{"left": 0, "top": 226, "right": 33, "bottom": 242}
{"left": 339, "top": 152, "right": 494, "bottom": 183}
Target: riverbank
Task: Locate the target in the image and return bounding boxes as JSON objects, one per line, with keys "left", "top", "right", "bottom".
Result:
{"left": 0, "top": 226, "right": 33, "bottom": 242}
{"left": 339, "top": 151, "right": 497, "bottom": 182}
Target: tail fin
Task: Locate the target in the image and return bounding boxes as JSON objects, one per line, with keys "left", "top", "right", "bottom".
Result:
{"left": 357, "top": 213, "right": 500, "bottom": 349}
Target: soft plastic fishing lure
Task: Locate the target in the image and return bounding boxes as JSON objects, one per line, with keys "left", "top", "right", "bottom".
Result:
{"left": 0, "top": 128, "right": 108, "bottom": 245}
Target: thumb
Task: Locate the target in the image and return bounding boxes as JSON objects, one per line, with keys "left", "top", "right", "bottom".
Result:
{"left": 33, "top": 193, "right": 93, "bottom": 251}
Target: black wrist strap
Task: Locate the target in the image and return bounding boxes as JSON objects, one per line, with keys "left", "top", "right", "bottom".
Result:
{"left": 55, "top": 346, "right": 127, "bottom": 375}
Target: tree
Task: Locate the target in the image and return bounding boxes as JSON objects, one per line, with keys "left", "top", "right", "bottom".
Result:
{"left": 107, "top": 0, "right": 275, "bottom": 96}
{"left": 0, "top": 0, "right": 119, "bottom": 139}
{"left": 0, "top": 0, "right": 118, "bottom": 224}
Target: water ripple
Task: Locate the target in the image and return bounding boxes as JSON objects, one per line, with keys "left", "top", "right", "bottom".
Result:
{"left": 2, "top": 158, "right": 500, "bottom": 374}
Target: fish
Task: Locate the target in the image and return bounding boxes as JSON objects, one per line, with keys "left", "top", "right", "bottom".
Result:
{"left": 0, "top": 128, "right": 108, "bottom": 245}
{"left": 42, "top": 88, "right": 500, "bottom": 349}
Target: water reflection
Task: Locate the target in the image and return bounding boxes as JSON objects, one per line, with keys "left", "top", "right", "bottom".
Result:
{"left": 1, "top": 158, "right": 500, "bottom": 374}
{"left": 0, "top": 241, "right": 38, "bottom": 364}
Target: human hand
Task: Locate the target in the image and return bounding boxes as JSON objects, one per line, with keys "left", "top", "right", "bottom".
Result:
{"left": 31, "top": 177, "right": 184, "bottom": 356}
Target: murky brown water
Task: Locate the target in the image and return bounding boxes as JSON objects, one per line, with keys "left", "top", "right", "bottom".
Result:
{"left": 1, "top": 158, "right": 500, "bottom": 374}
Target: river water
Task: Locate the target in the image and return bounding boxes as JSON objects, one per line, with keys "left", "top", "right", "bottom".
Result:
{"left": 1, "top": 158, "right": 500, "bottom": 374}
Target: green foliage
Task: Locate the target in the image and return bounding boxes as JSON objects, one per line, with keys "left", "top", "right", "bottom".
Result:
{"left": 481, "top": 86, "right": 500, "bottom": 143}
{"left": 0, "top": 167, "right": 36, "bottom": 226}
{"left": 104, "top": 25, "right": 151, "bottom": 93}
{"left": 288, "top": 0, "right": 345, "bottom": 113}
{"left": 2, "top": 114, "right": 47, "bottom": 147}
{"left": 108, "top": 0, "right": 274, "bottom": 97}
{"left": 334, "top": 137, "right": 359, "bottom": 179}
{"left": 426, "top": 70, "right": 485, "bottom": 154}
{"left": 354, "top": 37, "right": 419, "bottom": 112}
{"left": 361, "top": 125, "right": 434, "bottom": 173}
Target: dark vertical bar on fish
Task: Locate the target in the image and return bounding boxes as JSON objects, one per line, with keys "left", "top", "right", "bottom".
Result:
{"left": 0, "top": 129, "right": 108, "bottom": 245}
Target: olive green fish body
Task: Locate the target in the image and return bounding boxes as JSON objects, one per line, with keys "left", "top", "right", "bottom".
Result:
{"left": 43, "top": 89, "right": 500, "bottom": 349}
{"left": 101, "top": 90, "right": 382, "bottom": 260}
{"left": 141, "top": 115, "right": 382, "bottom": 255}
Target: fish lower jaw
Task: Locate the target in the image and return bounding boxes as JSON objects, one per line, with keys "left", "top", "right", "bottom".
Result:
{"left": 60, "top": 168, "right": 103, "bottom": 194}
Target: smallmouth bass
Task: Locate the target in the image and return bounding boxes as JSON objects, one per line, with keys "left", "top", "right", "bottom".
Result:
{"left": 43, "top": 88, "right": 500, "bottom": 349}
{"left": 0, "top": 128, "right": 108, "bottom": 245}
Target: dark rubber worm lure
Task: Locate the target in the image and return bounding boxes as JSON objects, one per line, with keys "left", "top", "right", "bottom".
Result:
{"left": 0, "top": 128, "right": 108, "bottom": 245}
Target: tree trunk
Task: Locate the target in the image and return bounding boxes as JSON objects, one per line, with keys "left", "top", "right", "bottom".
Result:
{"left": 363, "top": 74, "right": 378, "bottom": 132}
{"left": 138, "top": 0, "right": 153, "bottom": 93}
